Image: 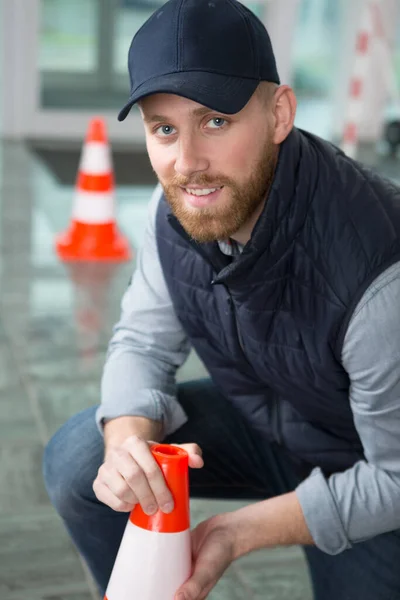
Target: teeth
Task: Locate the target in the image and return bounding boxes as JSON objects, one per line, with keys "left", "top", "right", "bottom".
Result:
{"left": 184, "top": 187, "right": 220, "bottom": 196}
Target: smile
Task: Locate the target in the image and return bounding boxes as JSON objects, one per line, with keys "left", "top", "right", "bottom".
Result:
{"left": 183, "top": 187, "right": 223, "bottom": 197}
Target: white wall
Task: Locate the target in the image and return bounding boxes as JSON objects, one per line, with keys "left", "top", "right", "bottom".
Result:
{"left": 265, "top": 0, "right": 301, "bottom": 86}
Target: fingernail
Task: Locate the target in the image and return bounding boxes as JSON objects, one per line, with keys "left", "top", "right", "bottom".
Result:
{"left": 146, "top": 504, "right": 157, "bottom": 514}
{"left": 162, "top": 502, "right": 174, "bottom": 513}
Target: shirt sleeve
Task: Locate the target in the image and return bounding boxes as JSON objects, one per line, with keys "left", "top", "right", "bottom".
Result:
{"left": 296, "top": 261, "right": 400, "bottom": 554}
{"left": 96, "top": 184, "right": 190, "bottom": 436}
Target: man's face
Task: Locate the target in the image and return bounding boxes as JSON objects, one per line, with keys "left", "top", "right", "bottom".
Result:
{"left": 140, "top": 90, "right": 277, "bottom": 243}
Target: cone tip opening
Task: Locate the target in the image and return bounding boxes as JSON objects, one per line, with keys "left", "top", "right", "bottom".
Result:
{"left": 152, "top": 444, "right": 188, "bottom": 459}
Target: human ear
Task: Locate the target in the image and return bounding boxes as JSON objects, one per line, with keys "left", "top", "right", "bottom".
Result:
{"left": 272, "top": 85, "right": 297, "bottom": 145}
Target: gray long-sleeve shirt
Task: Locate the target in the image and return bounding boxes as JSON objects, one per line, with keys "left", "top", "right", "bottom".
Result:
{"left": 98, "top": 184, "right": 400, "bottom": 555}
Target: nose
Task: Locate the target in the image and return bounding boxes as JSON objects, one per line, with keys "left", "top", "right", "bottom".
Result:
{"left": 174, "top": 135, "right": 209, "bottom": 178}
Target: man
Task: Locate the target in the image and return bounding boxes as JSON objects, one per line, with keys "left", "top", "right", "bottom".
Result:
{"left": 43, "top": 0, "right": 400, "bottom": 598}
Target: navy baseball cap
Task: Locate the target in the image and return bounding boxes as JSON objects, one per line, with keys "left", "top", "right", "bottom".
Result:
{"left": 118, "top": 0, "right": 280, "bottom": 121}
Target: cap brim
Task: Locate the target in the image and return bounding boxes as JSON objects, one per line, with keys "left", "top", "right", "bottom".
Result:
{"left": 117, "top": 71, "right": 259, "bottom": 121}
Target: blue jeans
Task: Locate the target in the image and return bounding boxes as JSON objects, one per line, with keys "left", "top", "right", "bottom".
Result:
{"left": 43, "top": 379, "right": 400, "bottom": 599}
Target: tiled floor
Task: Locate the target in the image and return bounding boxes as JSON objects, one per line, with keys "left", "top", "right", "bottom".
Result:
{"left": 0, "top": 134, "right": 398, "bottom": 599}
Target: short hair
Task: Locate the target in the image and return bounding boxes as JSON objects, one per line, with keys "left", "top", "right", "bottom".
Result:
{"left": 254, "top": 81, "right": 279, "bottom": 107}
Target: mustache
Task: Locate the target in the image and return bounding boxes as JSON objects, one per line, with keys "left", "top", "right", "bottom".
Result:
{"left": 167, "top": 174, "right": 232, "bottom": 188}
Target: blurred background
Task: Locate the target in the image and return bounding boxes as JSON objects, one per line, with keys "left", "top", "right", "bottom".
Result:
{"left": 0, "top": 1, "right": 399, "bottom": 599}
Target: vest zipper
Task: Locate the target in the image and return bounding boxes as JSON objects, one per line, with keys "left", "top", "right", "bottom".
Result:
{"left": 234, "top": 306, "right": 246, "bottom": 355}
{"left": 225, "top": 290, "right": 252, "bottom": 366}
{"left": 271, "top": 395, "right": 283, "bottom": 445}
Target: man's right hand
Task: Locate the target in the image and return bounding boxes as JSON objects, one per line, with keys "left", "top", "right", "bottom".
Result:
{"left": 93, "top": 416, "right": 203, "bottom": 514}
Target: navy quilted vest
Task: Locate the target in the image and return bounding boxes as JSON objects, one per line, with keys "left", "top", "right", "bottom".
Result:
{"left": 156, "top": 127, "right": 400, "bottom": 474}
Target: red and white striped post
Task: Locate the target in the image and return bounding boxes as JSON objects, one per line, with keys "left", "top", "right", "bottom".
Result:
{"left": 341, "top": 0, "right": 376, "bottom": 158}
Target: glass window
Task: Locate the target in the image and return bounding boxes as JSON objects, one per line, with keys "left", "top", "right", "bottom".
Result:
{"left": 39, "top": 0, "right": 97, "bottom": 73}
{"left": 39, "top": 0, "right": 267, "bottom": 111}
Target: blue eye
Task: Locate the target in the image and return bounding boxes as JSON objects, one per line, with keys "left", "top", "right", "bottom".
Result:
{"left": 157, "top": 125, "right": 175, "bottom": 136}
{"left": 208, "top": 117, "right": 226, "bottom": 128}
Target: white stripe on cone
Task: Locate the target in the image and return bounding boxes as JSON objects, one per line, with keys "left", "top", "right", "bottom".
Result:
{"left": 341, "top": 140, "right": 357, "bottom": 158}
{"left": 347, "top": 98, "right": 362, "bottom": 123}
{"left": 352, "top": 49, "right": 370, "bottom": 80}
{"left": 72, "top": 190, "right": 115, "bottom": 223}
{"left": 79, "top": 142, "right": 112, "bottom": 174}
{"left": 105, "top": 522, "right": 191, "bottom": 600}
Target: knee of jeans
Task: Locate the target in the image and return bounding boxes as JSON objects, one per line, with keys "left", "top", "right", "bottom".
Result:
{"left": 43, "top": 433, "right": 71, "bottom": 516}
{"left": 43, "top": 427, "right": 94, "bottom": 518}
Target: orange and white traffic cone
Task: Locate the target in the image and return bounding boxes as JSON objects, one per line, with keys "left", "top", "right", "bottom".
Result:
{"left": 56, "top": 117, "right": 131, "bottom": 262}
{"left": 105, "top": 444, "right": 192, "bottom": 600}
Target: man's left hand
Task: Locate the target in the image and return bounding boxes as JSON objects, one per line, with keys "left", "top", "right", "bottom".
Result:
{"left": 174, "top": 491, "right": 314, "bottom": 599}
{"left": 175, "top": 513, "right": 239, "bottom": 600}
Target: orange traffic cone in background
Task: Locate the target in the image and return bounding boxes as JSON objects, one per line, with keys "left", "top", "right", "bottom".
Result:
{"left": 105, "top": 444, "right": 192, "bottom": 600}
{"left": 56, "top": 118, "right": 131, "bottom": 262}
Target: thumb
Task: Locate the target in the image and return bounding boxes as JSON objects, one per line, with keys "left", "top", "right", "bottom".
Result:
{"left": 175, "top": 443, "right": 204, "bottom": 468}
{"left": 175, "top": 572, "right": 210, "bottom": 600}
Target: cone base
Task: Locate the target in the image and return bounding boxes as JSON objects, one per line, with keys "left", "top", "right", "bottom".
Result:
{"left": 56, "top": 221, "right": 131, "bottom": 262}
{"left": 105, "top": 522, "right": 191, "bottom": 600}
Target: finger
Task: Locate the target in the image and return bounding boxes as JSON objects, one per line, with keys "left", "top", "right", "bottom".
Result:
{"left": 175, "top": 569, "right": 211, "bottom": 600}
{"left": 101, "top": 466, "right": 139, "bottom": 505}
{"left": 92, "top": 478, "right": 134, "bottom": 512}
{"left": 188, "top": 454, "right": 204, "bottom": 469}
{"left": 125, "top": 436, "right": 174, "bottom": 514}
{"left": 97, "top": 458, "right": 139, "bottom": 504}
{"left": 108, "top": 449, "right": 144, "bottom": 503}
{"left": 174, "top": 443, "right": 204, "bottom": 469}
